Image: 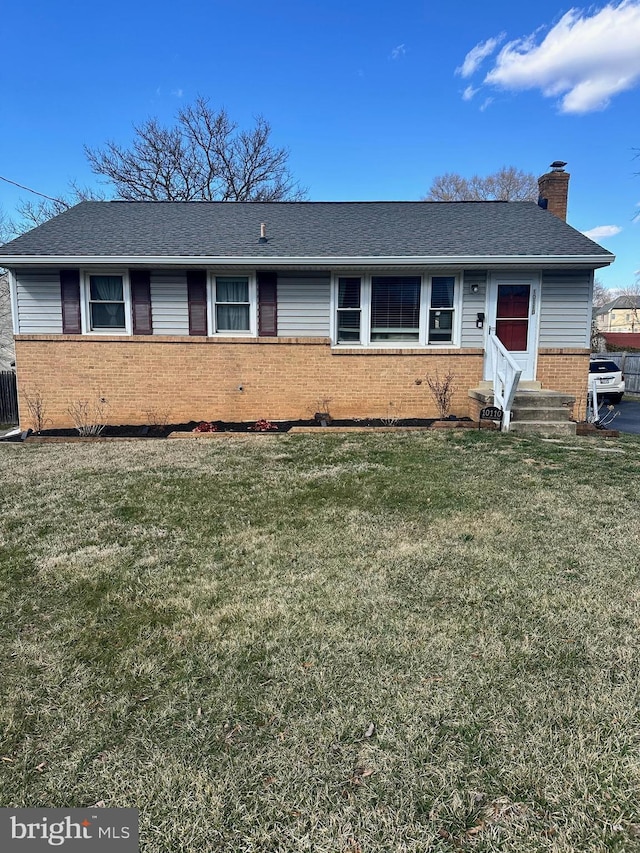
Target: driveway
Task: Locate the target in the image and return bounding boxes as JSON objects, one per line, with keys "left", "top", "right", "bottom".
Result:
{"left": 601, "top": 398, "right": 640, "bottom": 434}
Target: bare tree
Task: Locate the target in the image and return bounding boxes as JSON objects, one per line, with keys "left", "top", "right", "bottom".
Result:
{"left": 0, "top": 208, "right": 17, "bottom": 245}
{"left": 424, "top": 166, "right": 538, "bottom": 201}
{"left": 592, "top": 278, "right": 610, "bottom": 308}
{"left": 15, "top": 182, "right": 105, "bottom": 231}
{"left": 0, "top": 214, "right": 16, "bottom": 368}
{"left": 85, "top": 98, "right": 306, "bottom": 202}
{"left": 0, "top": 274, "right": 15, "bottom": 369}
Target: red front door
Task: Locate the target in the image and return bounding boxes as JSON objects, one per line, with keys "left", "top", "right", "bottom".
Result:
{"left": 495, "top": 284, "right": 530, "bottom": 351}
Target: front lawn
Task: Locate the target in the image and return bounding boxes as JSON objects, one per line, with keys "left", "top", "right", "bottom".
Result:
{"left": 1, "top": 432, "right": 639, "bottom": 852}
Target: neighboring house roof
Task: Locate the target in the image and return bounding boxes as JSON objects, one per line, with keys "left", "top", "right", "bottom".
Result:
{"left": 0, "top": 200, "right": 614, "bottom": 266}
{"left": 600, "top": 332, "right": 640, "bottom": 349}
{"left": 595, "top": 295, "right": 638, "bottom": 315}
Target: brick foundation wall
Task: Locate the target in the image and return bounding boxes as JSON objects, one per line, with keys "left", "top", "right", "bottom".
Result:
{"left": 15, "top": 336, "right": 485, "bottom": 429}
{"left": 467, "top": 397, "right": 485, "bottom": 424}
{"left": 536, "top": 349, "right": 590, "bottom": 421}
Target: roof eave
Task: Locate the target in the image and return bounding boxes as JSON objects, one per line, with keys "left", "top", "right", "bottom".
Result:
{"left": 0, "top": 253, "right": 616, "bottom": 268}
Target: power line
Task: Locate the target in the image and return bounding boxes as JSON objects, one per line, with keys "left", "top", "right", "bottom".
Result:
{"left": 0, "top": 175, "right": 69, "bottom": 207}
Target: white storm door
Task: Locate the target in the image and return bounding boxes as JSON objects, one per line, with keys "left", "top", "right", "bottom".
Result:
{"left": 484, "top": 274, "right": 540, "bottom": 381}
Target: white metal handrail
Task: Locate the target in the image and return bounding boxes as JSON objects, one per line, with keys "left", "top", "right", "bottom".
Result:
{"left": 587, "top": 374, "right": 600, "bottom": 424}
{"left": 587, "top": 375, "right": 620, "bottom": 428}
{"left": 486, "top": 333, "right": 522, "bottom": 431}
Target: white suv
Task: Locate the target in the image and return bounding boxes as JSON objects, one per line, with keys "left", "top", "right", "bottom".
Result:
{"left": 589, "top": 359, "right": 625, "bottom": 404}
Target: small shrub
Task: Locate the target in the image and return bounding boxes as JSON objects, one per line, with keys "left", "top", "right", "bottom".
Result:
{"left": 146, "top": 406, "right": 172, "bottom": 431}
{"left": 380, "top": 402, "right": 400, "bottom": 427}
{"left": 311, "top": 397, "right": 333, "bottom": 425}
{"left": 23, "top": 387, "right": 51, "bottom": 434}
{"left": 248, "top": 419, "right": 278, "bottom": 432}
{"left": 315, "top": 396, "right": 332, "bottom": 412}
{"left": 67, "top": 396, "right": 109, "bottom": 437}
{"left": 193, "top": 421, "right": 218, "bottom": 433}
{"left": 425, "top": 371, "right": 455, "bottom": 419}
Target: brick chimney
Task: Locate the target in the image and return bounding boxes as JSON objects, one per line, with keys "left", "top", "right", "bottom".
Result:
{"left": 537, "top": 161, "right": 570, "bottom": 220}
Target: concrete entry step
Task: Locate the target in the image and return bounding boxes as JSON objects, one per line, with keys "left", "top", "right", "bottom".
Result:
{"left": 469, "top": 387, "right": 577, "bottom": 436}
{"left": 477, "top": 380, "right": 542, "bottom": 391}
{"left": 512, "top": 406, "right": 572, "bottom": 422}
{"left": 511, "top": 390, "right": 575, "bottom": 408}
{"left": 510, "top": 420, "right": 577, "bottom": 436}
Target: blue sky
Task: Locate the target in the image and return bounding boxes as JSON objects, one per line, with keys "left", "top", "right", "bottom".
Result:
{"left": 1, "top": 0, "right": 639, "bottom": 290}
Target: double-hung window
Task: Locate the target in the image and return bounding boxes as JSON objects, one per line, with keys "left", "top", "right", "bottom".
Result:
{"left": 87, "top": 274, "right": 127, "bottom": 331}
{"left": 428, "top": 276, "right": 455, "bottom": 344}
{"left": 89, "top": 275, "right": 126, "bottom": 330}
{"left": 336, "top": 277, "right": 362, "bottom": 342}
{"left": 214, "top": 276, "right": 251, "bottom": 333}
{"left": 333, "top": 273, "right": 458, "bottom": 346}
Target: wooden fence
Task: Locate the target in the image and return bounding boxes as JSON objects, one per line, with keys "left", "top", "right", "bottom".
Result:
{"left": 0, "top": 371, "right": 18, "bottom": 423}
{"left": 598, "top": 353, "right": 640, "bottom": 394}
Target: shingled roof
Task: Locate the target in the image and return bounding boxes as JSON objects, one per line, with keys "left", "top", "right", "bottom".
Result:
{"left": 594, "top": 295, "right": 637, "bottom": 315}
{"left": 0, "top": 200, "right": 613, "bottom": 263}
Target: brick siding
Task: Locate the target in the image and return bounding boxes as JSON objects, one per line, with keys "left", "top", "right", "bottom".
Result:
{"left": 14, "top": 337, "right": 590, "bottom": 429}
{"left": 15, "top": 336, "right": 484, "bottom": 428}
{"left": 537, "top": 349, "right": 590, "bottom": 421}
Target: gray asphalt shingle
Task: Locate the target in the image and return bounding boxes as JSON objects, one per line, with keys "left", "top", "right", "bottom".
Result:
{"left": 0, "top": 200, "right": 612, "bottom": 259}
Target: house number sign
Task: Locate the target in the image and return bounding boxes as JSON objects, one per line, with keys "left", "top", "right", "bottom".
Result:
{"left": 479, "top": 406, "right": 503, "bottom": 421}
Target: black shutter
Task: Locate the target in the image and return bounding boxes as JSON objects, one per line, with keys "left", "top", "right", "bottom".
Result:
{"left": 60, "top": 269, "right": 81, "bottom": 334}
{"left": 187, "top": 270, "right": 208, "bottom": 336}
{"left": 130, "top": 270, "right": 153, "bottom": 335}
{"left": 258, "top": 272, "right": 277, "bottom": 336}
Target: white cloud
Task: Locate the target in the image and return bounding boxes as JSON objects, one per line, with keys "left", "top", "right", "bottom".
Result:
{"left": 456, "top": 34, "right": 505, "bottom": 78}
{"left": 462, "top": 85, "right": 478, "bottom": 101}
{"left": 479, "top": 97, "right": 494, "bottom": 112}
{"left": 484, "top": 1, "right": 640, "bottom": 113}
{"left": 390, "top": 44, "right": 406, "bottom": 60}
{"left": 171, "top": 88, "right": 184, "bottom": 98}
{"left": 581, "top": 224, "right": 623, "bottom": 239}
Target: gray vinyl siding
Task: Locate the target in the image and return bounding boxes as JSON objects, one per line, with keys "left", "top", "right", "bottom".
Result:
{"left": 539, "top": 270, "right": 592, "bottom": 348}
{"left": 150, "top": 271, "right": 189, "bottom": 335}
{"left": 16, "top": 270, "right": 62, "bottom": 334}
{"left": 461, "top": 271, "right": 487, "bottom": 348}
{"left": 277, "top": 273, "right": 330, "bottom": 336}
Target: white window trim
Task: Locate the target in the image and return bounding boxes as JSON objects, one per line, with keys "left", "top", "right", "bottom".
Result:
{"left": 426, "top": 274, "right": 461, "bottom": 347}
{"left": 81, "top": 270, "right": 131, "bottom": 335}
{"left": 332, "top": 274, "right": 364, "bottom": 346}
{"left": 330, "top": 272, "right": 462, "bottom": 347}
{"left": 207, "top": 272, "right": 257, "bottom": 337}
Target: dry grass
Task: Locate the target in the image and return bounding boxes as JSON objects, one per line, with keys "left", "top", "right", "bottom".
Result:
{"left": 1, "top": 431, "right": 640, "bottom": 852}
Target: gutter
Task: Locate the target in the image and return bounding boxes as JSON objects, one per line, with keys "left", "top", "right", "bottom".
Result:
{"left": 0, "top": 254, "right": 616, "bottom": 268}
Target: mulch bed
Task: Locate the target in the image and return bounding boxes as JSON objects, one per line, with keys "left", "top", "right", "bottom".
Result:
{"left": 21, "top": 417, "right": 478, "bottom": 441}
{"left": 575, "top": 423, "right": 620, "bottom": 437}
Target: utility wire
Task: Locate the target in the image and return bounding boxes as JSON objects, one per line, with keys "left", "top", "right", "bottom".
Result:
{"left": 0, "top": 175, "right": 69, "bottom": 207}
